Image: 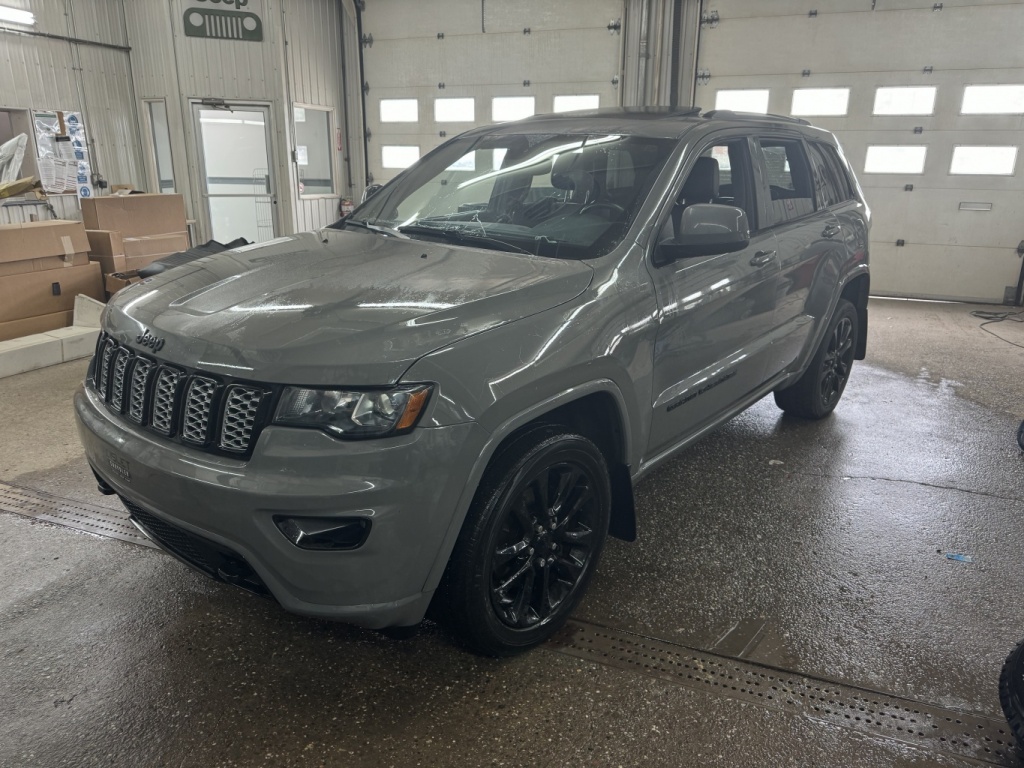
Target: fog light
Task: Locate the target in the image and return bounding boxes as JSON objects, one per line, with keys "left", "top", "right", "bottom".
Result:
{"left": 273, "top": 516, "right": 370, "bottom": 550}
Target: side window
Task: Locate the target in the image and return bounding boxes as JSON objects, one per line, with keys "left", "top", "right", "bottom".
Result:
{"left": 658, "top": 138, "right": 757, "bottom": 244}
{"left": 757, "top": 139, "right": 815, "bottom": 226}
{"left": 807, "top": 142, "right": 842, "bottom": 209}
{"left": 817, "top": 143, "right": 856, "bottom": 202}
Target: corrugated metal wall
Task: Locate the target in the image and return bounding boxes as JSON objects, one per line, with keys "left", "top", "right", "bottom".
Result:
{"left": 285, "top": 0, "right": 347, "bottom": 232}
{"left": 0, "top": 0, "right": 144, "bottom": 221}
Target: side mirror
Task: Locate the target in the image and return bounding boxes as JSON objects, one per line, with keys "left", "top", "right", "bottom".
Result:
{"left": 655, "top": 204, "right": 750, "bottom": 265}
{"left": 361, "top": 183, "right": 383, "bottom": 203}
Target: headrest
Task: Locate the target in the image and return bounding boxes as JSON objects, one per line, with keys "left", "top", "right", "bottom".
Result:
{"left": 551, "top": 151, "right": 596, "bottom": 202}
{"left": 681, "top": 156, "right": 720, "bottom": 202}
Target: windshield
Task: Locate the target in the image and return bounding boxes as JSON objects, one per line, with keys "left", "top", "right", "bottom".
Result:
{"left": 340, "top": 132, "right": 677, "bottom": 259}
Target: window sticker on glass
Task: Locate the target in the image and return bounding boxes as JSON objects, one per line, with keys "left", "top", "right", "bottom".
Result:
{"left": 296, "top": 146, "right": 308, "bottom": 166}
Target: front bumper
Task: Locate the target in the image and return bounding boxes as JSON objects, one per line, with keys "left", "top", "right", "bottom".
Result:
{"left": 74, "top": 384, "right": 486, "bottom": 628}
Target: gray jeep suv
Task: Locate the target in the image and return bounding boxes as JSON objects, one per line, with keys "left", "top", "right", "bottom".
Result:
{"left": 75, "top": 107, "right": 869, "bottom": 656}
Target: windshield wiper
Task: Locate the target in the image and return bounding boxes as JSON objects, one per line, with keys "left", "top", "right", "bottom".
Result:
{"left": 398, "top": 224, "right": 531, "bottom": 255}
{"left": 339, "top": 219, "right": 406, "bottom": 237}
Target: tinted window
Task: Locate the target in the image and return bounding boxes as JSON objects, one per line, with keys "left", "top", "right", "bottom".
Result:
{"left": 758, "top": 139, "right": 815, "bottom": 226}
{"left": 807, "top": 142, "right": 842, "bottom": 208}
{"left": 815, "top": 142, "right": 856, "bottom": 201}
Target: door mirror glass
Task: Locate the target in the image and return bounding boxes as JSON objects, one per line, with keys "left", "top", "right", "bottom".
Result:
{"left": 361, "top": 183, "right": 383, "bottom": 203}
{"left": 657, "top": 204, "right": 750, "bottom": 264}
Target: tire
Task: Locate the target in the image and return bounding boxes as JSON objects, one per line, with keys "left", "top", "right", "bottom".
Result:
{"left": 438, "top": 426, "right": 611, "bottom": 657}
{"left": 774, "top": 298, "right": 859, "bottom": 419}
{"left": 999, "top": 637, "right": 1024, "bottom": 752}
{"left": 1017, "top": 420, "right": 1024, "bottom": 451}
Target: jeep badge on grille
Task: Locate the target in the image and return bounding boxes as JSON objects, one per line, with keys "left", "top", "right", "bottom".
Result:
{"left": 136, "top": 329, "right": 165, "bottom": 352}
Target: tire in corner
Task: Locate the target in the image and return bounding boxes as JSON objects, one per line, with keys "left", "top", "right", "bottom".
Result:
{"left": 999, "top": 636, "right": 1024, "bottom": 752}
{"left": 437, "top": 426, "right": 611, "bottom": 657}
{"left": 774, "top": 298, "right": 859, "bottom": 420}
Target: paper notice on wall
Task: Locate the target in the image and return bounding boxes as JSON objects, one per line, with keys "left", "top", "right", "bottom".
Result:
{"left": 32, "top": 110, "right": 92, "bottom": 198}
{"left": 296, "top": 145, "right": 309, "bottom": 166}
{"left": 294, "top": 107, "right": 306, "bottom": 123}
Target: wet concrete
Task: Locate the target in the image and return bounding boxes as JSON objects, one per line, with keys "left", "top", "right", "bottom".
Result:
{"left": 1, "top": 298, "right": 1022, "bottom": 766}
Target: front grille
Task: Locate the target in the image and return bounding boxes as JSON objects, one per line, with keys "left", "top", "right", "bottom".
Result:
{"left": 122, "top": 497, "right": 268, "bottom": 596}
{"left": 127, "top": 358, "right": 154, "bottom": 423}
{"left": 109, "top": 348, "right": 132, "bottom": 411}
{"left": 88, "top": 335, "right": 270, "bottom": 457}
{"left": 151, "top": 367, "right": 183, "bottom": 435}
{"left": 219, "top": 386, "right": 264, "bottom": 452}
{"left": 181, "top": 377, "right": 217, "bottom": 444}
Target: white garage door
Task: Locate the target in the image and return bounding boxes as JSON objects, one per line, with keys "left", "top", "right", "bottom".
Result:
{"left": 361, "top": 0, "right": 624, "bottom": 184}
{"left": 694, "top": 0, "right": 1024, "bottom": 304}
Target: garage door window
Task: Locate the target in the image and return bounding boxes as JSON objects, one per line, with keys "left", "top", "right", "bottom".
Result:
{"left": 961, "top": 85, "right": 1024, "bottom": 115}
{"left": 715, "top": 89, "right": 770, "bottom": 114}
{"left": 864, "top": 146, "right": 927, "bottom": 174}
{"left": 872, "top": 87, "right": 937, "bottom": 116}
{"left": 435, "top": 98, "right": 474, "bottom": 122}
{"left": 553, "top": 95, "right": 600, "bottom": 113}
{"left": 492, "top": 97, "right": 535, "bottom": 122}
{"left": 758, "top": 139, "right": 815, "bottom": 225}
{"left": 950, "top": 146, "right": 1017, "bottom": 175}
{"left": 380, "top": 99, "right": 418, "bottom": 123}
{"left": 791, "top": 88, "right": 850, "bottom": 117}
{"left": 382, "top": 145, "right": 419, "bottom": 169}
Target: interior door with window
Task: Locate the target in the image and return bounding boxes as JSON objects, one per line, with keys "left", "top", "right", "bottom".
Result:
{"left": 192, "top": 104, "right": 278, "bottom": 244}
{"left": 645, "top": 137, "right": 780, "bottom": 460}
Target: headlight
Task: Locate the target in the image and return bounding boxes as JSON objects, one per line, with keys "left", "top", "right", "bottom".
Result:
{"left": 273, "top": 384, "right": 433, "bottom": 438}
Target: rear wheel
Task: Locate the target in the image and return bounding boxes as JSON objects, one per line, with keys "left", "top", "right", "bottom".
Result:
{"left": 439, "top": 427, "right": 610, "bottom": 657}
{"left": 1000, "top": 637, "right": 1024, "bottom": 752}
{"left": 774, "top": 298, "right": 858, "bottom": 419}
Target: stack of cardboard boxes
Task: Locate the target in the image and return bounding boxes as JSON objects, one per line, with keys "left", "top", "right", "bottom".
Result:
{"left": 0, "top": 220, "right": 104, "bottom": 342}
{"left": 83, "top": 193, "right": 189, "bottom": 297}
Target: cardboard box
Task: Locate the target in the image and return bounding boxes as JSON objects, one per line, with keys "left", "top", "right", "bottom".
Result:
{"left": 89, "top": 252, "right": 127, "bottom": 276}
{"left": 0, "top": 220, "right": 90, "bottom": 264}
{"left": 0, "top": 310, "right": 73, "bottom": 342}
{"left": 86, "top": 229, "right": 124, "bottom": 257}
{"left": 105, "top": 271, "right": 142, "bottom": 297}
{"left": 0, "top": 262, "right": 104, "bottom": 323}
{"left": 81, "top": 194, "right": 187, "bottom": 238}
{"left": 0, "top": 252, "right": 89, "bottom": 278}
{"left": 123, "top": 231, "right": 188, "bottom": 258}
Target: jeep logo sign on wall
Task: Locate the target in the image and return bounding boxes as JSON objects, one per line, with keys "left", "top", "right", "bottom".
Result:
{"left": 183, "top": 0, "right": 263, "bottom": 42}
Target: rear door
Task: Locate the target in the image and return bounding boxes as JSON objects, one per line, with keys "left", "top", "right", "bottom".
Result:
{"left": 645, "top": 134, "right": 780, "bottom": 460}
{"left": 754, "top": 135, "right": 844, "bottom": 378}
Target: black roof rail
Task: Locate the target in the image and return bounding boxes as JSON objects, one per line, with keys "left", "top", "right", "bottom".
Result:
{"left": 702, "top": 109, "right": 811, "bottom": 126}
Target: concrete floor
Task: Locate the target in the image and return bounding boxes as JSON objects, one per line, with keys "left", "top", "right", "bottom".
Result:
{"left": 1, "top": 298, "right": 1023, "bottom": 767}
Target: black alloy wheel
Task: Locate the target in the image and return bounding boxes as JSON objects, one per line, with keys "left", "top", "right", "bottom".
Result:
{"left": 488, "top": 461, "right": 601, "bottom": 630}
{"left": 774, "top": 298, "right": 859, "bottom": 420}
{"left": 438, "top": 427, "right": 611, "bottom": 656}
{"left": 819, "top": 314, "right": 855, "bottom": 410}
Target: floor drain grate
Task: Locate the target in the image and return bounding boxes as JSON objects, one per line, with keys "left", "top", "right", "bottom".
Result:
{"left": 550, "top": 619, "right": 1015, "bottom": 766}
{"left": 0, "top": 481, "right": 155, "bottom": 549}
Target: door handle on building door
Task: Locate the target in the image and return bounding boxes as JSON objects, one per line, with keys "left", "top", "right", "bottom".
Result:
{"left": 749, "top": 250, "right": 776, "bottom": 267}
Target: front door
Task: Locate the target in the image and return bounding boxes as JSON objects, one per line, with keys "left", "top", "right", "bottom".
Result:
{"left": 645, "top": 136, "right": 780, "bottom": 460}
{"left": 192, "top": 103, "right": 278, "bottom": 244}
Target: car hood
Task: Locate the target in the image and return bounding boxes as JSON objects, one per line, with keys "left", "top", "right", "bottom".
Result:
{"left": 104, "top": 229, "right": 593, "bottom": 386}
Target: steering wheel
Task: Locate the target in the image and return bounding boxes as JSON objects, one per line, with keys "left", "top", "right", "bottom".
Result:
{"left": 579, "top": 201, "right": 627, "bottom": 219}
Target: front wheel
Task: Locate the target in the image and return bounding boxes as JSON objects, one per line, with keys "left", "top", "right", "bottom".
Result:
{"left": 438, "top": 427, "right": 611, "bottom": 657}
{"left": 774, "top": 298, "right": 859, "bottom": 419}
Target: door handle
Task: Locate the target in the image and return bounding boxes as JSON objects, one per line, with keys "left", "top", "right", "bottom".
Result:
{"left": 749, "top": 250, "right": 776, "bottom": 267}
{"left": 822, "top": 224, "right": 840, "bottom": 238}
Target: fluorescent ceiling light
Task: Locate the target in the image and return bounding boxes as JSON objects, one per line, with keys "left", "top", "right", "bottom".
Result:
{"left": 0, "top": 5, "right": 35, "bottom": 25}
